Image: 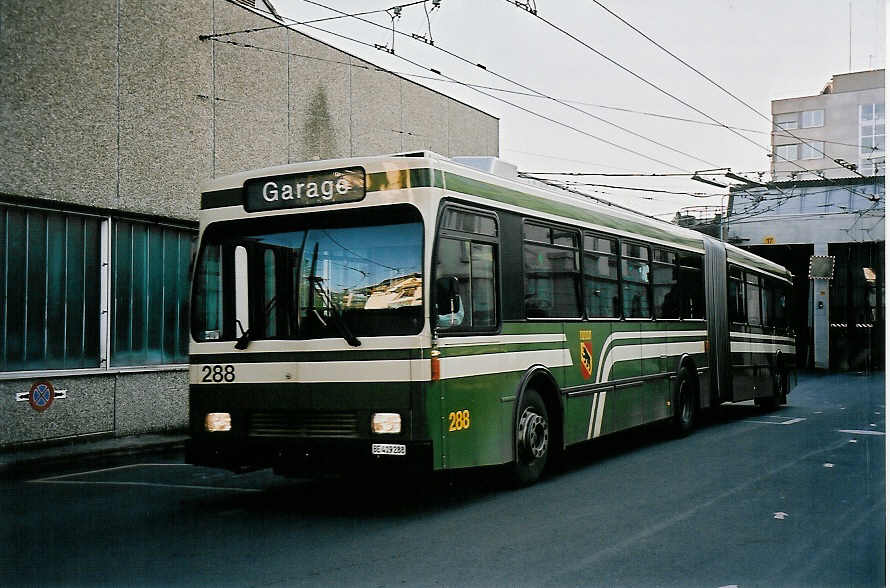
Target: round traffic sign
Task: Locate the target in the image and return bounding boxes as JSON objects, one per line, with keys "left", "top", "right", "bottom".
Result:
{"left": 28, "top": 381, "right": 54, "bottom": 412}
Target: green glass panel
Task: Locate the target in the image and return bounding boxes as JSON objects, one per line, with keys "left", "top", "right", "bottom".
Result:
{"left": 146, "top": 226, "right": 164, "bottom": 363}
{"left": 45, "top": 214, "right": 66, "bottom": 365}
{"left": 81, "top": 217, "right": 101, "bottom": 368}
{"left": 25, "top": 212, "right": 47, "bottom": 368}
{"left": 162, "top": 231, "right": 180, "bottom": 362}
{"left": 5, "top": 208, "right": 26, "bottom": 370}
{"left": 64, "top": 218, "right": 86, "bottom": 367}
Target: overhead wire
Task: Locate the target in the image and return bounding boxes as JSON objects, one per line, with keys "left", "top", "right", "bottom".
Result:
{"left": 579, "top": 0, "right": 878, "bottom": 190}
{"left": 506, "top": 2, "right": 881, "bottom": 202}
{"left": 206, "top": 9, "right": 696, "bottom": 173}
{"left": 293, "top": 0, "right": 723, "bottom": 170}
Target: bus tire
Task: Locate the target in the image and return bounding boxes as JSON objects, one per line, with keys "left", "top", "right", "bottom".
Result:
{"left": 510, "top": 388, "right": 550, "bottom": 486}
{"left": 756, "top": 364, "right": 785, "bottom": 411}
{"left": 672, "top": 368, "right": 696, "bottom": 437}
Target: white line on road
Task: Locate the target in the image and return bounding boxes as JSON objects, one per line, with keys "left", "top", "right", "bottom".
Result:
{"left": 30, "top": 480, "right": 262, "bottom": 492}
{"left": 838, "top": 429, "right": 886, "bottom": 436}
{"left": 744, "top": 417, "right": 807, "bottom": 425}
{"left": 30, "top": 462, "right": 190, "bottom": 482}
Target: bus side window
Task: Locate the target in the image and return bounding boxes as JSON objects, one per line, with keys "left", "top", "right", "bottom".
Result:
{"left": 728, "top": 265, "right": 746, "bottom": 324}
{"left": 523, "top": 222, "right": 582, "bottom": 318}
{"left": 621, "top": 241, "right": 651, "bottom": 318}
{"left": 582, "top": 234, "right": 619, "bottom": 318}
{"left": 677, "top": 251, "right": 705, "bottom": 319}
{"left": 653, "top": 248, "right": 679, "bottom": 319}
{"left": 434, "top": 208, "right": 499, "bottom": 331}
{"left": 745, "top": 272, "right": 762, "bottom": 326}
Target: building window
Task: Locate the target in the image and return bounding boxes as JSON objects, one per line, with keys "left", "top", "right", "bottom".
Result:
{"left": 801, "top": 109, "right": 824, "bottom": 128}
{"left": 111, "top": 221, "right": 193, "bottom": 366}
{"left": 859, "top": 103, "right": 885, "bottom": 176}
{"left": 1, "top": 206, "right": 103, "bottom": 371}
{"left": 0, "top": 202, "right": 195, "bottom": 374}
{"left": 775, "top": 143, "right": 798, "bottom": 161}
{"left": 775, "top": 112, "right": 798, "bottom": 130}
{"left": 799, "top": 141, "right": 824, "bottom": 160}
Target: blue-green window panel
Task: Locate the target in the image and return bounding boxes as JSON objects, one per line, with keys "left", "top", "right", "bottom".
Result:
{"left": 112, "top": 220, "right": 193, "bottom": 366}
{"left": 1, "top": 206, "right": 102, "bottom": 371}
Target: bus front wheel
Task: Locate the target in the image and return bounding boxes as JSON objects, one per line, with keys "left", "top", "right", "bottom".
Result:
{"left": 510, "top": 388, "right": 550, "bottom": 486}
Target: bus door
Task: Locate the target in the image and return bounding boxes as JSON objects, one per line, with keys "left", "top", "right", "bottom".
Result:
{"left": 433, "top": 206, "right": 503, "bottom": 469}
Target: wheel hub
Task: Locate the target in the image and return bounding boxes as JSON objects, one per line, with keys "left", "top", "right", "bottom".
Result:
{"left": 518, "top": 408, "right": 549, "bottom": 460}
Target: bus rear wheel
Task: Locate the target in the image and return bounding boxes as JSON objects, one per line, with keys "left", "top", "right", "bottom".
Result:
{"left": 510, "top": 388, "right": 550, "bottom": 486}
{"left": 672, "top": 368, "right": 696, "bottom": 437}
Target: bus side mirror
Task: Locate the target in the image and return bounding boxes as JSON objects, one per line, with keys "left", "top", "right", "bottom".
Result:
{"left": 435, "top": 276, "right": 461, "bottom": 315}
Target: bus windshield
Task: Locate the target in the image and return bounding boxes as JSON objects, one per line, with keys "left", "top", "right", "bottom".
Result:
{"left": 191, "top": 205, "right": 424, "bottom": 343}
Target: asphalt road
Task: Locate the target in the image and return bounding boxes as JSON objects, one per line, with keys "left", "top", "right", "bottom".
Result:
{"left": 2, "top": 372, "right": 884, "bottom": 587}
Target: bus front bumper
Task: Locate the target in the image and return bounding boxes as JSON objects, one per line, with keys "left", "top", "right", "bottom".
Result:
{"left": 186, "top": 436, "right": 434, "bottom": 476}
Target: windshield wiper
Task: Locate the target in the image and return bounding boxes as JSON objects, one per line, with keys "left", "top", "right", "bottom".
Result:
{"left": 234, "top": 297, "right": 278, "bottom": 350}
{"left": 308, "top": 276, "right": 361, "bottom": 347}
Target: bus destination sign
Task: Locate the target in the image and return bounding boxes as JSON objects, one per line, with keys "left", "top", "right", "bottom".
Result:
{"left": 244, "top": 167, "right": 365, "bottom": 212}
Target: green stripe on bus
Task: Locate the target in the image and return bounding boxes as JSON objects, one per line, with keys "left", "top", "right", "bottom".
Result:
{"left": 190, "top": 349, "right": 421, "bottom": 363}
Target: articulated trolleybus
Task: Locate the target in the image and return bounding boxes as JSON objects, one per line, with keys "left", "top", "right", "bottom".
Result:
{"left": 187, "top": 151, "right": 796, "bottom": 485}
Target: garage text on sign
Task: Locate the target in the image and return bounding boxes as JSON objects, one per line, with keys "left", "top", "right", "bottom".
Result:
{"left": 244, "top": 167, "right": 365, "bottom": 212}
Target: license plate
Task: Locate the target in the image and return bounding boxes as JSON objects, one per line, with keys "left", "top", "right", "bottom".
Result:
{"left": 371, "top": 443, "right": 406, "bottom": 456}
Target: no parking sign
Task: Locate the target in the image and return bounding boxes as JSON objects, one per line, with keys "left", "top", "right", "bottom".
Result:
{"left": 28, "top": 381, "right": 54, "bottom": 412}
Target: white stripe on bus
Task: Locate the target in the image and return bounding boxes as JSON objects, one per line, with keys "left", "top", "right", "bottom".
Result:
{"left": 589, "top": 340, "right": 707, "bottom": 439}
{"left": 190, "top": 360, "right": 429, "bottom": 384}
{"left": 730, "top": 332, "right": 795, "bottom": 344}
{"left": 729, "top": 342, "right": 796, "bottom": 354}
{"left": 594, "top": 330, "right": 708, "bottom": 383}
{"left": 438, "top": 333, "right": 567, "bottom": 347}
{"left": 438, "top": 349, "right": 573, "bottom": 379}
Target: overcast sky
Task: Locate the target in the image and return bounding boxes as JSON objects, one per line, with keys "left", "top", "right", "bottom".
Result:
{"left": 267, "top": 0, "right": 886, "bottom": 217}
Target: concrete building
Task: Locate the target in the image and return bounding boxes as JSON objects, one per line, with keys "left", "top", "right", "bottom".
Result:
{"left": 0, "top": 0, "right": 499, "bottom": 448}
{"left": 728, "top": 70, "right": 884, "bottom": 371}
{"left": 771, "top": 69, "right": 884, "bottom": 180}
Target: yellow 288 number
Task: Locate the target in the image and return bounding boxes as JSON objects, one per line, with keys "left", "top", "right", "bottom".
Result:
{"left": 448, "top": 410, "right": 471, "bottom": 432}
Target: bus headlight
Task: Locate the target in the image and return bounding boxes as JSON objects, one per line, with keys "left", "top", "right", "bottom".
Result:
{"left": 205, "top": 412, "right": 232, "bottom": 432}
{"left": 371, "top": 412, "right": 401, "bottom": 434}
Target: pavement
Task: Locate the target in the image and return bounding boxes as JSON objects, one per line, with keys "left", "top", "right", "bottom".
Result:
{"left": 0, "top": 432, "right": 187, "bottom": 477}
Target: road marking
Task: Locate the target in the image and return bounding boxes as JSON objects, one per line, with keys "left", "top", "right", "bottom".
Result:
{"left": 30, "top": 462, "right": 189, "bottom": 483}
{"left": 27, "top": 462, "right": 262, "bottom": 493}
{"left": 30, "top": 480, "right": 262, "bottom": 493}
{"left": 773, "top": 512, "right": 789, "bottom": 520}
{"left": 838, "top": 429, "right": 885, "bottom": 436}
{"left": 823, "top": 463, "right": 834, "bottom": 468}
{"left": 744, "top": 417, "right": 807, "bottom": 425}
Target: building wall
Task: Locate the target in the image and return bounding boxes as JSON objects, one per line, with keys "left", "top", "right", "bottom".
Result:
{"left": 727, "top": 177, "right": 884, "bottom": 370}
{"left": 0, "top": 0, "right": 499, "bottom": 447}
{"left": 771, "top": 70, "right": 884, "bottom": 180}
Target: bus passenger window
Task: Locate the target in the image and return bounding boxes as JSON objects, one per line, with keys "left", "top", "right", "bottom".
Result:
{"left": 583, "top": 234, "right": 619, "bottom": 318}
{"left": 523, "top": 222, "right": 581, "bottom": 318}
{"left": 677, "top": 252, "right": 705, "bottom": 319}
{"left": 621, "top": 242, "right": 650, "bottom": 318}
{"left": 728, "top": 266, "right": 746, "bottom": 324}
{"left": 746, "top": 273, "right": 762, "bottom": 326}
{"left": 653, "top": 248, "right": 679, "bottom": 319}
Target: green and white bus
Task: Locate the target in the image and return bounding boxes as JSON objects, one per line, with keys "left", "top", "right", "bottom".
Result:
{"left": 186, "top": 152, "right": 796, "bottom": 484}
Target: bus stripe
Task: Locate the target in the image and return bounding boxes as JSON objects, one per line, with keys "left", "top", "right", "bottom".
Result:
{"left": 439, "top": 349, "right": 572, "bottom": 379}
{"left": 594, "top": 330, "right": 707, "bottom": 382}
